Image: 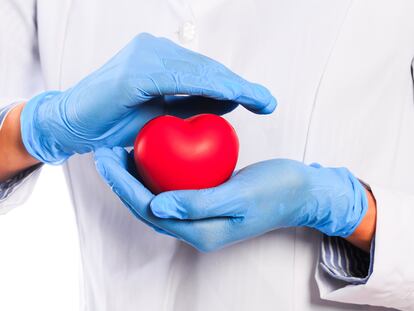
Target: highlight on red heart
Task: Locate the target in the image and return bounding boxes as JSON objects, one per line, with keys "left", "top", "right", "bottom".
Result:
{"left": 134, "top": 114, "right": 239, "bottom": 194}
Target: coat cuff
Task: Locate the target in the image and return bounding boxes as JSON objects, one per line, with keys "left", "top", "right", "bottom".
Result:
{"left": 320, "top": 235, "right": 374, "bottom": 285}
{"left": 0, "top": 164, "right": 42, "bottom": 200}
{"left": 315, "top": 183, "right": 414, "bottom": 310}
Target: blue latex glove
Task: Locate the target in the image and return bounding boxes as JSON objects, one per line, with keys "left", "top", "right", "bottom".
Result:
{"left": 21, "top": 33, "right": 276, "bottom": 164}
{"left": 94, "top": 147, "right": 368, "bottom": 252}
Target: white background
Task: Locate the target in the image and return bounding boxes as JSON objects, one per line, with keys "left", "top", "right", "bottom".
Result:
{"left": 0, "top": 166, "right": 80, "bottom": 310}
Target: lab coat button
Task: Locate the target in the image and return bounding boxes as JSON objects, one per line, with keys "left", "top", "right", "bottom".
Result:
{"left": 179, "top": 21, "right": 196, "bottom": 43}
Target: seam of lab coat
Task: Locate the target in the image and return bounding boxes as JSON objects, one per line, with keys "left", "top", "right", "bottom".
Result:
{"left": 57, "top": 0, "right": 73, "bottom": 93}
{"left": 55, "top": 2, "right": 89, "bottom": 310}
{"left": 290, "top": 0, "right": 354, "bottom": 309}
{"left": 63, "top": 161, "right": 89, "bottom": 311}
{"left": 300, "top": 0, "right": 354, "bottom": 164}
{"left": 161, "top": 244, "right": 183, "bottom": 311}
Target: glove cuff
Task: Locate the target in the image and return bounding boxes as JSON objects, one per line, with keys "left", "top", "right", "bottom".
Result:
{"left": 339, "top": 173, "right": 369, "bottom": 237}
{"left": 306, "top": 164, "right": 369, "bottom": 237}
{"left": 20, "top": 91, "right": 73, "bottom": 164}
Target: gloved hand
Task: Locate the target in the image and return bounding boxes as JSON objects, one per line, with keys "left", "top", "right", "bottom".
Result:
{"left": 21, "top": 33, "right": 276, "bottom": 164}
{"left": 94, "top": 147, "right": 368, "bottom": 252}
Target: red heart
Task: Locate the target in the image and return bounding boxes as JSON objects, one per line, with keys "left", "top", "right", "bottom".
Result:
{"left": 134, "top": 114, "right": 239, "bottom": 194}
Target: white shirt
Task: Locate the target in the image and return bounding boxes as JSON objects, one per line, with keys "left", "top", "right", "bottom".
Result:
{"left": 1, "top": 0, "right": 414, "bottom": 310}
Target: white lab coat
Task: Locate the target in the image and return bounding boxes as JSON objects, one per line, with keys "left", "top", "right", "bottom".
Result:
{"left": 1, "top": 0, "right": 414, "bottom": 310}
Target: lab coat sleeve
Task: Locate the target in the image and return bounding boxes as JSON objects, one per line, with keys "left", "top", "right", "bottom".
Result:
{"left": 0, "top": 0, "right": 45, "bottom": 214}
{"left": 315, "top": 184, "right": 414, "bottom": 310}
{"left": 0, "top": 163, "right": 42, "bottom": 215}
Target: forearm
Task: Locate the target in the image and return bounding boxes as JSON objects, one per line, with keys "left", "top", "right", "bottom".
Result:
{"left": 345, "top": 188, "right": 376, "bottom": 252}
{"left": 0, "top": 103, "right": 40, "bottom": 182}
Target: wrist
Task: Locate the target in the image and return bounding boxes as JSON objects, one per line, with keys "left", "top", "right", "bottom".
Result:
{"left": 0, "top": 103, "right": 40, "bottom": 181}
{"left": 345, "top": 187, "right": 376, "bottom": 252}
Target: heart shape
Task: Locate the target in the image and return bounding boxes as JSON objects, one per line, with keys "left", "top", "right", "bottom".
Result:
{"left": 134, "top": 114, "right": 239, "bottom": 194}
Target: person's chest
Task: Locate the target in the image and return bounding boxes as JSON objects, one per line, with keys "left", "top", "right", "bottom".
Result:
{"left": 34, "top": 1, "right": 414, "bottom": 310}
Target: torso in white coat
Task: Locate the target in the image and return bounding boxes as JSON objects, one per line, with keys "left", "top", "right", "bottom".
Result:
{"left": 32, "top": 0, "right": 414, "bottom": 310}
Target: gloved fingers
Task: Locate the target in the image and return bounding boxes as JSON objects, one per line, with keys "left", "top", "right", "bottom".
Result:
{"left": 169, "top": 39, "right": 278, "bottom": 114}
{"left": 151, "top": 72, "right": 277, "bottom": 115}
{"left": 94, "top": 147, "right": 178, "bottom": 238}
{"left": 94, "top": 147, "right": 241, "bottom": 249}
{"left": 131, "top": 33, "right": 277, "bottom": 114}
{"left": 151, "top": 226, "right": 178, "bottom": 238}
{"left": 163, "top": 95, "right": 238, "bottom": 117}
{"left": 151, "top": 216, "right": 234, "bottom": 252}
{"left": 150, "top": 180, "right": 248, "bottom": 220}
{"left": 147, "top": 211, "right": 251, "bottom": 252}
{"left": 115, "top": 193, "right": 178, "bottom": 238}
